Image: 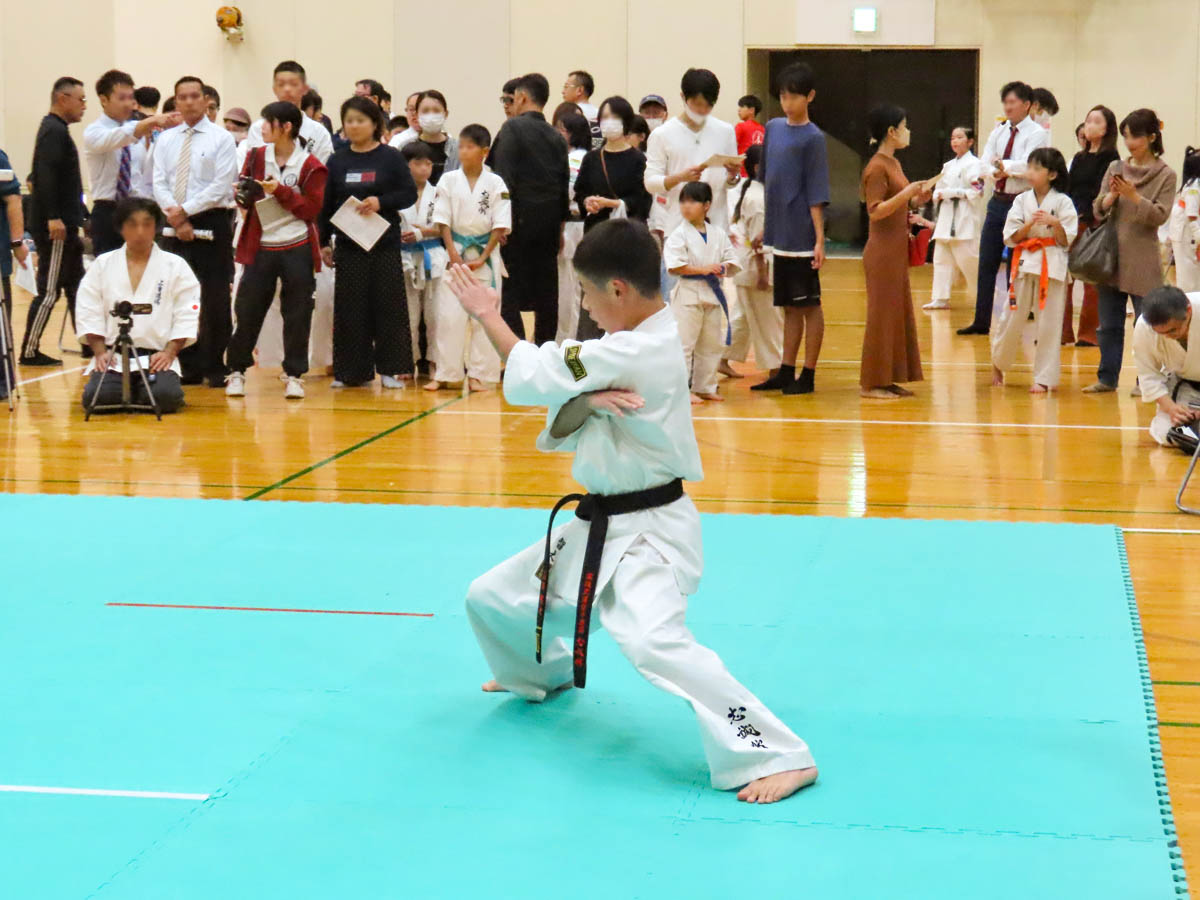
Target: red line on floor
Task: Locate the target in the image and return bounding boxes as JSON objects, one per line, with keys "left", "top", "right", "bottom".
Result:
{"left": 106, "top": 602, "right": 434, "bottom": 617}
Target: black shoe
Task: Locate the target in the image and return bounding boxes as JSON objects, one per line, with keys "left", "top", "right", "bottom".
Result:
{"left": 180, "top": 374, "right": 204, "bottom": 385}
{"left": 1075, "top": 340, "right": 1097, "bottom": 348}
{"left": 956, "top": 325, "right": 989, "bottom": 336}
{"left": 751, "top": 372, "right": 791, "bottom": 391}
{"left": 20, "top": 351, "right": 61, "bottom": 367}
{"left": 783, "top": 368, "right": 815, "bottom": 395}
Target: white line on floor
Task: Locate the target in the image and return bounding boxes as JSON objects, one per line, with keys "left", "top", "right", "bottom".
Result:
{"left": 1122, "top": 528, "right": 1200, "bottom": 535}
{"left": 0, "top": 783, "right": 209, "bottom": 800}
{"left": 16, "top": 365, "right": 86, "bottom": 386}
{"left": 437, "top": 409, "right": 1140, "bottom": 432}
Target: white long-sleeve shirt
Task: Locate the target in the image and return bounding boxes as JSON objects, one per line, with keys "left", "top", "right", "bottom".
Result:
{"left": 152, "top": 117, "right": 237, "bottom": 216}
{"left": 1002, "top": 187, "right": 1078, "bottom": 283}
{"left": 1134, "top": 292, "right": 1200, "bottom": 404}
{"left": 980, "top": 117, "right": 1051, "bottom": 197}
{"left": 644, "top": 115, "right": 738, "bottom": 235}
{"left": 74, "top": 245, "right": 200, "bottom": 375}
{"left": 932, "top": 151, "right": 985, "bottom": 241}
{"left": 83, "top": 114, "right": 140, "bottom": 201}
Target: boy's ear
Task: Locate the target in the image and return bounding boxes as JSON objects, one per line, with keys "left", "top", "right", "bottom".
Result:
{"left": 808, "top": 90, "right": 816, "bottom": 103}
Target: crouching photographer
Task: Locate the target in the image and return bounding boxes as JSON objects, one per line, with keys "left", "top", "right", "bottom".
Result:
{"left": 77, "top": 197, "right": 200, "bottom": 414}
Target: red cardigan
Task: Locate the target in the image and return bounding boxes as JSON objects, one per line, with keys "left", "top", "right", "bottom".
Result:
{"left": 235, "top": 145, "right": 328, "bottom": 270}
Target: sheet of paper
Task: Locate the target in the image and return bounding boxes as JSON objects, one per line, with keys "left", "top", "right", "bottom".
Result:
{"left": 254, "top": 195, "right": 292, "bottom": 231}
{"left": 330, "top": 197, "right": 390, "bottom": 252}
{"left": 702, "top": 154, "right": 745, "bottom": 169}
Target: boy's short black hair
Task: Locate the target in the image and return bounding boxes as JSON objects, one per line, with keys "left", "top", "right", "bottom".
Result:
{"left": 679, "top": 181, "right": 713, "bottom": 204}
{"left": 202, "top": 84, "right": 220, "bottom": 106}
{"left": 1031, "top": 87, "right": 1059, "bottom": 116}
{"left": 514, "top": 73, "right": 550, "bottom": 108}
{"left": 459, "top": 123, "right": 492, "bottom": 149}
{"left": 574, "top": 218, "right": 662, "bottom": 298}
{"left": 273, "top": 60, "right": 306, "bottom": 80}
{"left": 95, "top": 69, "right": 133, "bottom": 99}
{"left": 114, "top": 196, "right": 163, "bottom": 229}
{"left": 402, "top": 140, "right": 433, "bottom": 162}
{"left": 301, "top": 89, "right": 322, "bottom": 112}
{"left": 680, "top": 68, "right": 720, "bottom": 106}
{"left": 133, "top": 86, "right": 160, "bottom": 108}
{"left": 1000, "top": 80, "right": 1033, "bottom": 103}
{"left": 568, "top": 70, "right": 594, "bottom": 97}
{"left": 162, "top": 97, "right": 176, "bottom": 113}
{"left": 776, "top": 62, "right": 815, "bottom": 97}
{"left": 389, "top": 115, "right": 408, "bottom": 130}
{"left": 173, "top": 76, "right": 204, "bottom": 96}
{"left": 502, "top": 77, "right": 519, "bottom": 95}
{"left": 738, "top": 94, "right": 762, "bottom": 114}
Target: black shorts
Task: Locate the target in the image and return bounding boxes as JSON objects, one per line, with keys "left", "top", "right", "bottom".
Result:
{"left": 773, "top": 255, "right": 821, "bottom": 308}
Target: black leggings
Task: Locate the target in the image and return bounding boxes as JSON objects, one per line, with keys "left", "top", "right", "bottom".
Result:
{"left": 332, "top": 242, "right": 412, "bottom": 384}
{"left": 227, "top": 245, "right": 316, "bottom": 377}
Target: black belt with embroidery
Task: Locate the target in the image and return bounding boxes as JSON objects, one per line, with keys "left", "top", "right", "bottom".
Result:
{"left": 535, "top": 478, "right": 685, "bottom": 688}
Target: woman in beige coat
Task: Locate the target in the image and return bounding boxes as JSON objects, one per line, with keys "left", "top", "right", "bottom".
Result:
{"left": 1086, "top": 109, "right": 1176, "bottom": 393}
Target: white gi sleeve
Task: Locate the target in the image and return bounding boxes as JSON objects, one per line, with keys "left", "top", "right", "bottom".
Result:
{"left": 74, "top": 260, "right": 108, "bottom": 342}
{"left": 492, "top": 175, "right": 512, "bottom": 234}
{"left": 169, "top": 259, "right": 202, "bottom": 348}
{"left": 503, "top": 334, "right": 644, "bottom": 407}
{"left": 663, "top": 225, "right": 689, "bottom": 270}
{"left": 431, "top": 179, "right": 452, "bottom": 227}
{"left": 1002, "top": 194, "right": 1029, "bottom": 247}
{"left": 718, "top": 230, "right": 740, "bottom": 276}
{"left": 1133, "top": 321, "right": 1172, "bottom": 404}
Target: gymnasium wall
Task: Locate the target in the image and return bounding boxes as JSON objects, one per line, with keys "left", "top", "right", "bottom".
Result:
{"left": 1, "top": 0, "right": 1199, "bottom": 192}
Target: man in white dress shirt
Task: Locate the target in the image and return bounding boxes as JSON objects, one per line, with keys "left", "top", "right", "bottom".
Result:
{"left": 84, "top": 69, "right": 180, "bottom": 253}
{"left": 562, "top": 70, "right": 600, "bottom": 147}
{"left": 958, "top": 81, "right": 1050, "bottom": 335}
{"left": 242, "top": 61, "right": 333, "bottom": 166}
{"left": 77, "top": 197, "right": 199, "bottom": 414}
{"left": 153, "top": 75, "right": 237, "bottom": 387}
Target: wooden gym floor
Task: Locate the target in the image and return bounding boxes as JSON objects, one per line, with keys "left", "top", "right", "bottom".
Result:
{"left": 2, "top": 258, "right": 1198, "bottom": 883}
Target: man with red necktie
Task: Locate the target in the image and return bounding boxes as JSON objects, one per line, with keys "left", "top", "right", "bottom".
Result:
{"left": 958, "top": 81, "right": 1050, "bottom": 336}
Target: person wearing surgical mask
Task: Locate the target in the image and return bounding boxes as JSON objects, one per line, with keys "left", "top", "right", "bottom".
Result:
{"left": 1030, "top": 87, "right": 1058, "bottom": 135}
{"left": 412, "top": 89, "right": 459, "bottom": 185}
{"left": 642, "top": 70, "right": 740, "bottom": 242}
{"left": 638, "top": 94, "right": 668, "bottom": 134}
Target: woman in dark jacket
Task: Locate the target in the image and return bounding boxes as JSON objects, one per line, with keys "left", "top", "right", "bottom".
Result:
{"left": 573, "top": 95, "right": 651, "bottom": 231}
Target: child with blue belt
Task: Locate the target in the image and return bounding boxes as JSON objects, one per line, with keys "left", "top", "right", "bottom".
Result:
{"left": 400, "top": 141, "right": 447, "bottom": 379}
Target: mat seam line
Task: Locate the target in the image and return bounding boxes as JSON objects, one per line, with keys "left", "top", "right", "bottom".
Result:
{"left": 1117, "top": 524, "right": 1190, "bottom": 895}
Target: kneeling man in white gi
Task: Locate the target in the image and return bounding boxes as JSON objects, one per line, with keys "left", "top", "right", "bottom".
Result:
{"left": 1134, "top": 286, "right": 1200, "bottom": 445}
{"left": 448, "top": 218, "right": 817, "bottom": 804}
{"left": 76, "top": 198, "right": 200, "bottom": 414}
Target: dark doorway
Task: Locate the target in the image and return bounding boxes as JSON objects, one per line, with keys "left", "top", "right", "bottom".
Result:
{"left": 746, "top": 48, "right": 978, "bottom": 248}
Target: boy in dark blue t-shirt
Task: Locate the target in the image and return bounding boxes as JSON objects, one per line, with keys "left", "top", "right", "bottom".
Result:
{"left": 755, "top": 62, "right": 831, "bottom": 395}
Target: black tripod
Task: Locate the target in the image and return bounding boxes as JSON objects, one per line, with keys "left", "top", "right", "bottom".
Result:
{"left": 0, "top": 298, "right": 17, "bottom": 411}
{"left": 84, "top": 309, "right": 162, "bottom": 420}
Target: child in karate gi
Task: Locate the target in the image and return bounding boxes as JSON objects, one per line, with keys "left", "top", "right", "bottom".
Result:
{"left": 427, "top": 124, "right": 510, "bottom": 392}
{"left": 727, "top": 145, "right": 783, "bottom": 379}
{"left": 993, "top": 147, "right": 1078, "bottom": 393}
{"left": 447, "top": 218, "right": 817, "bottom": 803}
{"left": 400, "top": 141, "right": 447, "bottom": 376}
{"left": 924, "top": 126, "right": 984, "bottom": 310}
{"left": 1169, "top": 148, "right": 1200, "bottom": 292}
{"left": 664, "top": 181, "right": 739, "bottom": 403}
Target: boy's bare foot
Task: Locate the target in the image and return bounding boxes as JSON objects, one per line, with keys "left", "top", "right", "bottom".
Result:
{"left": 423, "top": 380, "right": 442, "bottom": 392}
{"left": 1029, "top": 383, "right": 1048, "bottom": 394}
{"left": 468, "top": 378, "right": 494, "bottom": 393}
{"left": 695, "top": 391, "right": 724, "bottom": 402}
{"left": 992, "top": 366, "right": 1004, "bottom": 387}
{"left": 717, "top": 360, "right": 744, "bottom": 378}
{"left": 737, "top": 767, "right": 819, "bottom": 804}
{"left": 690, "top": 393, "right": 704, "bottom": 405}
{"left": 481, "top": 680, "right": 509, "bottom": 692}
{"left": 860, "top": 387, "right": 899, "bottom": 400}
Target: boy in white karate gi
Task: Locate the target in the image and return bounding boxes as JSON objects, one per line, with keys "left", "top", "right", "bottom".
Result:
{"left": 427, "top": 124, "right": 510, "bottom": 392}
{"left": 400, "top": 141, "right": 446, "bottom": 376}
{"left": 448, "top": 219, "right": 817, "bottom": 804}
{"left": 664, "top": 181, "right": 739, "bottom": 403}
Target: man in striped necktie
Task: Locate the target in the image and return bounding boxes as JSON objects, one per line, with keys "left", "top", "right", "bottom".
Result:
{"left": 83, "top": 69, "right": 179, "bottom": 255}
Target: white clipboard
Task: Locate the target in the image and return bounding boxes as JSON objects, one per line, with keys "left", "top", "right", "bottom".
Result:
{"left": 330, "top": 197, "right": 389, "bottom": 252}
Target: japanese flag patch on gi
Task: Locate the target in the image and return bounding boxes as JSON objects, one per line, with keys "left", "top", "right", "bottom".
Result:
{"left": 564, "top": 345, "right": 587, "bottom": 382}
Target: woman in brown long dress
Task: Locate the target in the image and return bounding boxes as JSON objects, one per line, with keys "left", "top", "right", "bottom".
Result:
{"left": 860, "top": 104, "right": 932, "bottom": 399}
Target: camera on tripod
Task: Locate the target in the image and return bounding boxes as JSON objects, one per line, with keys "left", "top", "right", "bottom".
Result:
{"left": 111, "top": 300, "right": 153, "bottom": 319}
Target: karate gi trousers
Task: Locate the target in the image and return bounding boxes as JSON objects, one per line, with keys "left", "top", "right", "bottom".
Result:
{"left": 991, "top": 272, "right": 1067, "bottom": 388}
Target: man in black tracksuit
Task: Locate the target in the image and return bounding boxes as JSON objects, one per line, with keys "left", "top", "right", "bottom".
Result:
{"left": 22, "top": 77, "right": 89, "bottom": 366}
{"left": 487, "top": 72, "right": 569, "bottom": 345}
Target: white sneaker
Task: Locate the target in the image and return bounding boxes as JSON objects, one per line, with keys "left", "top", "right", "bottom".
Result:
{"left": 380, "top": 374, "right": 406, "bottom": 390}
{"left": 923, "top": 300, "right": 950, "bottom": 310}
{"left": 284, "top": 376, "right": 305, "bottom": 399}
{"left": 225, "top": 372, "right": 246, "bottom": 397}
{"left": 331, "top": 380, "right": 345, "bottom": 388}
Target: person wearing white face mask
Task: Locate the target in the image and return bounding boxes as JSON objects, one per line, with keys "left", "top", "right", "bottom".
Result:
{"left": 1030, "top": 87, "right": 1058, "bottom": 136}
{"left": 643, "top": 71, "right": 740, "bottom": 241}
{"left": 638, "top": 94, "right": 668, "bottom": 134}
{"left": 412, "top": 89, "right": 459, "bottom": 186}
